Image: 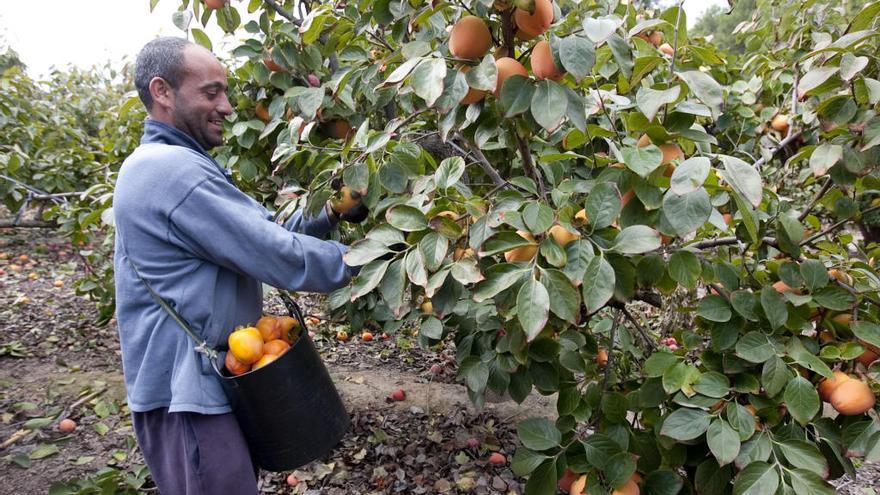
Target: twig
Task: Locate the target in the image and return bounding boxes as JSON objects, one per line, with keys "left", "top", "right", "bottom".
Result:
{"left": 800, "top": 205, "right": 880, "bottom": 246}
{"left": 602, "top": 310, "right": 622, "bottom": 394}
{"left": 55, "top": 387, "right": 107, "bottom": 425}
{"left": 591, "top": 80, "right": 625, "bottom": 150}
{"left": 754, "top": 130, "right": 805, "bottom": 170}
{"left": 453, "top": 133, "right": 506, "bottom": 187}
{"left": 0, "top": 218, "right": 59, "bottom": 228}
{"left": 621, "top": 307, "right": 657, "bottom": 352}
{"left": 663, "top": 0, "right": 685, "bottom": 123}
{"left": 798, "top": 177, "right": 833, "bottom": 221}
{"left": 263, "top": 0, "right": 300, "bottom": 24}
{"left": 515, "top": 134, "right": 547, "bottom": 201}
{"left": 835, "top": 280, "right": 880, "bottom": 309}
{"left": 0, "top": 429, "right": 29, "bottom": 450}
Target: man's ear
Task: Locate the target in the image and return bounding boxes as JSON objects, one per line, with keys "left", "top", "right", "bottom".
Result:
{"left": 149, "top": 77, "right": 174, "bottom": 111}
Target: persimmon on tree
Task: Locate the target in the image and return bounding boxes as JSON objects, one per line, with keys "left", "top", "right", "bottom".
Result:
{"left": 3, "top": 0, "right": 880, "bottom": 492}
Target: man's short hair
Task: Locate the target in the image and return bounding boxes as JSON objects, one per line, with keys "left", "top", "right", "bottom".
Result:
{"left": 134, "top": 37, "right": 191, "bottom": 111}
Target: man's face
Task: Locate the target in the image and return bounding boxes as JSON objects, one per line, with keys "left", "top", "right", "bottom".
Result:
{"left": 168, "top": 46, "right": 233, "bottom": 150}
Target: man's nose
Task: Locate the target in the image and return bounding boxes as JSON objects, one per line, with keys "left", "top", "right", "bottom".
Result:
{"left": 217, "top": 92, "right": 233, "bottom": 116}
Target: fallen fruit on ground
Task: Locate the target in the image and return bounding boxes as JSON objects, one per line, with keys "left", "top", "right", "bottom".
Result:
{"left": 488, "top": 452, "right": 506, "bottom": 465}
{"left": 58, "top": 419, "right": 77, "bottom": 433}
{"left": 391, "top": 389, "right": 406, "bottom": 401}
{"left": 286, "top": 474, "right": 299, "bottom": 486}
{"left": 430, "top": 363, "right": 443, "bottom": 375}
{"left": 228, "top": 327, "right": 264, "bottom": 365}
{"left": 361, "top": 331, "right": 373, "bottom": 342}
{"left": 830, "top": 378, "right": 876, "bottom": 415}
{"left": 336, "top": 330, "right": 349, "bottom": 342}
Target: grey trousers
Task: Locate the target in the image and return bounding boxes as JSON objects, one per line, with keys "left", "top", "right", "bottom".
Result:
{"left": 132, "top": 408, "right": 259, "bottom": 495}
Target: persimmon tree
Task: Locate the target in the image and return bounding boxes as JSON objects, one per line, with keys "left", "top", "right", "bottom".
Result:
{"left": 6, "top": 0, "right": 880, "bottom": 492}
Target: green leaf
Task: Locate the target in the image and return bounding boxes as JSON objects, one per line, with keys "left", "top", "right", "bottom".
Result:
{"left": 350, "top": 259, "right": 391, "bottom": 299}
{"left": 420, "top": 316, "right": 443, "bottom": 339}
{"left": 727, "top": 403, "right": 758, "bottom": 442}
{"left": 500, "top": 75, "right": 534, "bottom": 117}
{"left": 435, "top": 157, "right": 466, "bottom": 189}
{"left": 622, "top": 145, "right": 663, "bottom": 178}
{"left": 812, "top": 286, "right": 854, "bottom": 311}
{"left": 661, "top": 188, "right": 712, "bottom": 236}
{"left": 473, "top": 263, "right": 528, "bottom": 302}
{"left": 517, "top": 417, "right": 562, "bottom": 451}
{"left": 386, "top": 205, "right": 428, "bottom": 232}
{"left": 191, "top": 28, "right": 213, "bottom": 50}
{"left": 612, "top": 225, "right": 661, "bottom": 254}
{"left": 694, "top": 372, "right": 731, "bottom": 398}
{"left": 512, "top": 448, "right": 550, "bottom": 476}
{"left": 643, "top": 470, "right": 685, "bottom": 495}
{"left": 698, "top": 295, "right": 732, "bottom": 323}
{"left": 670, "top": 157, "right": 711, "bottom": 195}
{"left": 411, "top": 58, "right": 447, "bottom": 107}
{"left": 605, "top": 451, "right": 637, "bottom": 488}
{"left": 707, "top": 419, "right": 741, "bottom": 466}
{"left": 788, "top": 469, "right": 835, "bottom": 495}
{"left": 787, "top": 338, "right": 833, "bottom": 379}
{"left": 466, "top": 55, "right": 497, "bottom": 91}
{"left": 344, "top": 239, "right": 392, "bottom": 266}
{"left": 636, "top": 86, "right": 680, "bottom": 121}
{"left": 809, "top": 143, "right": 842, "bottom": 177}
{"left": 800, "top": 260, "right": 829, "bottom": 292}
{"left": 668, "top": 250, "right": 701, "bottom": 288}
{"left": 645, "top": 352, "right": 680, "bottom": 377}
{"left": 732, "top": 461, "right": 779, "bottom": 495}
{"left": 779, "top": 440, "right": 829, "bottom": 478}
{"left": 761, "top": 356, "right": 792, "bottom": 398}
{"left": 451, "top": 258, "right": 484, "bottom": 285}
{"left": 735, "top": 332, "right": 776, "bottom": 363}
{"left": 797, "top": 67, "right": 839, "bottom": 98}
{"left": 718, "top": 155, "right": 763, "bottom": 207}
{"left": 459, "top": 356, "right": 490, "bottom": 394}
{"left": 784, "top": 376, "right": 821, "bottom": 425}
{"left": 696, "top": 459, "right": 734, "bottom": 495}
{"left": 582, "top": 256, "right": 615, "bottom": 313}
{"left": 676, "top": 70, "right": 723, "bottom": 113}
{"left": 582, "top": 14, "right": 623, "bottom": 44}
{"left": 531, "top": 80, "right": 568, "bottom": 132}
{"left": 525, "top": 459, "right": 558, "bottom": 495}
{"left": 585, "top": 182, "right": 622, "bottom": 229}
{"left": 661, "top": 408, "right": 710, "bottom": 441}
{"left": 852, "top": 322, "right": 880, "bottom": 351}
{"left": 518, "top": 277, "right": 550, "bottom": 342}
{"left": 29, "top": 443, "right": 60, "bottom": 460}
{"left": 419, "top": 233, "right": 448, "bottom": 272}
{"left": 559, "top": 35, "right": 595, "bottom": 81}
{"left": 522, "top": 202, "right": 554, "bottom": 233}
{"left": 760, "top": 287, "right": 788, "bottom": 330}
{"left": 731, "top": 290, "right": 760, "bottom": 322}
{"left": 405, "top": 250, "right": 428, "bottom": 287}
{"left": 583, "top": 433, "right": 624, "bottom": 469}
{"left": 542, "top": 269, "right": 579, "bottom": 324}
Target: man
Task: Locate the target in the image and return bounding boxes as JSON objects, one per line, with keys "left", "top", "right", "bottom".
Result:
{"left": 113, "top": 37, "right": 361, "bottom": 494}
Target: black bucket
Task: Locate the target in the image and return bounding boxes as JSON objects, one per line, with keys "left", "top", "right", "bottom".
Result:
{"left": 213, "top": 294, "right": 349, "bottom": 472}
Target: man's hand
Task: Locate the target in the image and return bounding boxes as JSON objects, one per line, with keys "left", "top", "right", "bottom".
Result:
{"left": 328, "top": 180, "right": 369, "bottom": 223}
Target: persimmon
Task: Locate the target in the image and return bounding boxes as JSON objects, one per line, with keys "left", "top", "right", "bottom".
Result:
{"left": 361, "top": 331, "right": 374, "bottom": 342}
{"left": 549, "top": 224, "right": 579, "bottom": 246}
{"left": 263, "top": 339, "right": 290, "bottom": 356}
{"left": 828, "top": 268, "right": 853, "bottom": 285}
{"left": 494, "top": 57, "right": 528, "bottom": 96}
{"left": 325, "top": 119, "right": 352, "bottom": 140}
{"left": 648, "top": 30, "right": 664, "bottom": 46}
{"left": 503, "top": 230, "right": 538, "bottom": 262}
{"left": 449, "top": 16, "right": 492, "bottom": 60}
{"left": 830, "top": 378, "right": 875, "bottom": 415}
{"left": 658, "top": 42, "right": 674, "bottom": 56}
{"left": 255, "top": 102, "right": 270, "bottom": 123}
{"left": 613, "top": 479, "right": 640, "bottom": 495}
{"left": 420, "top": 299, "right": 433, "bottom": 314}
{"left": 621, "top": 189, "right": 636, "bottom": 208}
{"left": 228, "top": 327, "right": 264, "bottom": 365}
{"left": 336, "top": 330, "right": 349, "bottom": 342}
{"left": 488, "top": 452, "right": 506, "bottom": 465}
{"left": 771, "top": 114, "right": 789, "bottom": 133}
{"left": 58, "top": 418, "right": 77, "bottom": 433}
{"left": 253, "top": 353, "right": 279, "bottom": 370}
{"left": 818, "top": 370, "right": 851, "bottom": 402}
{"left": 531, "top": 40, "right": 564, "bottom": 81}
{"left": 574, "top": 209, "right": 588, "bottom": 224}
{"left": 597, "top": 348, "right": 608, "bottom": 368}
{"left": 205, "top": 0, "right": 227, "bottom": 9}
{"left": 772, "top": 280, "right": 801, "bottom": 295}
{"left": 225, "top": 352, "right": 251, "bottom": 376}
{"left": 276, "top": 315, "right": 298, "bottom": 343}
{"left": 454, "top": 247, "right": 475, "bottom": 260}
{"left": 514, "top": 0, "right": 553, "bottom": 38}
{"left": 256, "top": 316, "right": 280, "bottom": 342}
{"left": 263, "top": 47, "right": 283, "bottom": 72}
{"left": 857, "top": 349, "right": 878, "bottom": 367}
{"left": 331, "top": 186, "right": 361, "bottom": 214}
{"left": 558, "top": 469, "right": 579, "bottom": 493}
{"left": 570, "top": 474, "right": 587, "bottom": 495}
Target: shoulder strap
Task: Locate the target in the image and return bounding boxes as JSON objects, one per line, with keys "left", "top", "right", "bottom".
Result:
{"left": 125, "top": 256, "right": 219, "bottom": 361}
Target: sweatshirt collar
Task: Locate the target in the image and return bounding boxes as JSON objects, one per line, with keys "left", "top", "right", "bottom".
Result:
{"left": 141, "top": 118, "right": 234, "bottom": 184}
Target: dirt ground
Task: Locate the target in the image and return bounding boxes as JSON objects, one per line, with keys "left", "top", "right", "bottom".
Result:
{"left": 1, "top": 228, "right": 878, "bottom": 494}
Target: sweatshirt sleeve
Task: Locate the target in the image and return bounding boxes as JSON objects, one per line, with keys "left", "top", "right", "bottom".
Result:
{"left": 166, "top": 176, "right": 354, "bottom": 293}
{"left": 281, "top": 204, "right": 338, "bottom": 239}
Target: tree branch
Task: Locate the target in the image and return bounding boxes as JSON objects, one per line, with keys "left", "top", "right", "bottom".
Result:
{"left": 0, "top": 218, "right": 58, "bottom": 229}
{"left": 453, "top": 133, "right": 506, "bottom": 187}
{"left": 515, "top": 134, "right": 547, "bottom": 201}
{"left": 263, "top": 0, "right": 300, "bottom": 24}
{"left": 798, "top": 177, "right": 833, "bottom": 221}
{"left": 621, "top": 307, "right": 657, "bottom": 352}
{"left": 753, "top": 129, "right": 804, "bottom": 170}
{"left": 801, "top": 205, "right": 880, "bottom": 246}
{"left": 602, "top": 310, "right": 622, "bottom": 394}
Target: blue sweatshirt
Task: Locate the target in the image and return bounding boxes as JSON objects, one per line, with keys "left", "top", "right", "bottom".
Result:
{"left": 113, "top": 119, "right": 352, "bottom": 414}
